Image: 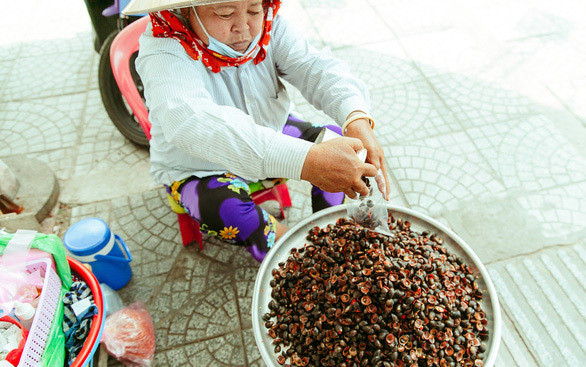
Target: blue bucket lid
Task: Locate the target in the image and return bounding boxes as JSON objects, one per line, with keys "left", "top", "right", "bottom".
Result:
{"left": 63, "top": 218, "right": 111, "bottom": 257}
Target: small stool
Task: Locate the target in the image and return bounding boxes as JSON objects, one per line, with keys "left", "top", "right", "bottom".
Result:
{"left": 166, "top": 183, "right": 292, "bottom": 250}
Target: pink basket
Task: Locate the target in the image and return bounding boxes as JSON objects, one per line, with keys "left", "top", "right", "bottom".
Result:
{"left": 17, "top": 258, "right": 62, "bottom": 367}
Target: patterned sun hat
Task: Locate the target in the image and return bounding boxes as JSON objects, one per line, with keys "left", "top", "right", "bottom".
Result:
{"left": 123, "top": 0, "right": 247, "bottom": 15}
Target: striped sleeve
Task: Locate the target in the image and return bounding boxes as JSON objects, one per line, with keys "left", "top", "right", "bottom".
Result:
{"left": 136, "top": 34, "right": 313, "bottom": 180}
{"left": 272, "top": 16, "right": 371, "bottom": 124}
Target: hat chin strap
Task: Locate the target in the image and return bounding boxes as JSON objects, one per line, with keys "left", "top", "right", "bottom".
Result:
{"left": 192, "top": 6, "right": 213, "bottom": 40}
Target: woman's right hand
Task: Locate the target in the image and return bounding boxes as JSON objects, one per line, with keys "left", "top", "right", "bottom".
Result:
{"left": 300, "top": 137, "right": 378, "bottom": 198}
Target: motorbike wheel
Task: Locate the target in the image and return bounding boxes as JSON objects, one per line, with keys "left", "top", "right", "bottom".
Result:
{"left": 98, "top": 30, "right": 149, "bottom": 148}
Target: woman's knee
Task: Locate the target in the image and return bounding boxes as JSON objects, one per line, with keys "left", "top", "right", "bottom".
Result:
{"left": 218, "top": 198, "right": 260, "bottom": 231}
{"left": 178, "top": 174, "right": 253, "bottom": 223}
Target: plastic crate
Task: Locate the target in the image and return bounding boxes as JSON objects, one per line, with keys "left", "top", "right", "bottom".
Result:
{"left": 18, "top": 258, "right": 62, "bottom": 367}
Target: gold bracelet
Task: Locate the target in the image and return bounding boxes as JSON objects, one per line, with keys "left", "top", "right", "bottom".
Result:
{"left": 342, "top": 113, "right": 375, "bottom": 135}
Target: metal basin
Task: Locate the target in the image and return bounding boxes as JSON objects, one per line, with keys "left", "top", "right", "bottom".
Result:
{"left": 252, "top": 204, "right": 501, "bottom": 366}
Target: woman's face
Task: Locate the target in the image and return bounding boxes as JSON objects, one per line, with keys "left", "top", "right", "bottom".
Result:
{"left": 185, "top": 0, "right": 265, "bottom": 53}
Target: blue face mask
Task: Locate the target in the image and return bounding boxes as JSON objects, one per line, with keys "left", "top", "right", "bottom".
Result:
{"left": 192, "top": 6, "right": 262, "bottom": 58}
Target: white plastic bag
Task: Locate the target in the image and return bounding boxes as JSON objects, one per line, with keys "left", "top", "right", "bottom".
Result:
{"left": 346, "top": 150, "right": 390, "bottom": 232}
{"left": 0, "top": 230, "right": 39, "bottom": 312}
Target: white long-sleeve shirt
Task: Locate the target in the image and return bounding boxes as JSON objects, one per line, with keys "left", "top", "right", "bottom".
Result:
{"left": 136, "top": 14, "right": 370, "bottom": 185}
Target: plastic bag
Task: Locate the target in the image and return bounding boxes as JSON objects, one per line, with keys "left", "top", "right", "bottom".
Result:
{"left": 0, "top": 232, "right": 72, "bottom": 367}
{"left": 1, "top": 301, "right": 36, "bottom": 330}
{"left": 0, "top": 315, "right": 29, "bottom": 366}
{"left": 100, "top": 302, "right": 155, "bottom": 367}
{"left": 346, "top": 150, "right": 390, "bottom": 233}
{"left": 0, "top": 230, "right": 39, "bottom": 309}
{"left": 313, "top": 127, "right": 389, "bottom": 231}
{"left": 100, "top": 284, "right": 124, "bottom": 317}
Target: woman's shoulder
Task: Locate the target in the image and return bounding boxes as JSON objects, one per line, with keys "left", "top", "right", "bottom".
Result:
{"left": 270, "top": 14, "right": 300, "bottom": 49}
{"left": 272, "top": 14, "right": 292, "bottom": 36}
{"left": 138, "top": 22, "right": 189, "bottom": 57}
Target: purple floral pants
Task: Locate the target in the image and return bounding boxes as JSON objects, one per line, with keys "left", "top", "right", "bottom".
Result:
{"left": 166, "top": 116, "right": 344, "bottom": 259}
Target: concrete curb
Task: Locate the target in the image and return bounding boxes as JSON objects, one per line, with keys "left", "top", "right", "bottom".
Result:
{"left": 0, "top": 156, "right": 59, "bottom": 224}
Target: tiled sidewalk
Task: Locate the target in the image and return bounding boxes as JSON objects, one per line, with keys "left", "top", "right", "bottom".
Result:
{"left": 1, "top": 0, "right": 585, "bottom": 366}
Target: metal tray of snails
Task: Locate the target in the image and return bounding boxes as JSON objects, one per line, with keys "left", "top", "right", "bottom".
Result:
{"left": 252, "top": 204, "right": 501, "bottom": 367}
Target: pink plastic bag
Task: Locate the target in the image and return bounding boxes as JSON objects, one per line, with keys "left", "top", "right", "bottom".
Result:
{"left": 0, "top": 230, "right": 41, "bottom": 312}
{"left": 100, "top": 302, "right": 155, "bottom": 367}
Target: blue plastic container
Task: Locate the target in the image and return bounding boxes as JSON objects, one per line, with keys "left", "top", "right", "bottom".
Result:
{"left": 63, "top": 218, "right": 132, "bottom": 290}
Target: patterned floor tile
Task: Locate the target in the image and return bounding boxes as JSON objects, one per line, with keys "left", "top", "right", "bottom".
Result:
{"left": 487, "top": 244, "right": 586, "bottom": 365}
{"left": 411, "top": 33, "right": 568, "bottom": 112}
{"left": 467, "top": 115, "right": 586, "bottom": 192}
{"left": 0, "top": 26, "right": 23, "bottom": 62}
{"left": 282, "top": 44, "right": 420, "bottom": 124}
{"left": 1, "top": 36, "right": 94, "bottom": 102}
{"left": 156, "top": 283, "right": 241, "bottom": 349}
{"left": 396, "top": 28, "right": 499, "bottom": 76}
{"left": 470, "top": 71, "right": 565, "bottom": 115}
{"left": 442, "top": 179, "right": 586, "bottom": 264}
{"left": 333, "top": 45, "right": 422, "bottom": 90}
{"left": 384, "top": 132, "right": 506, "bottom": 216}
{"left": 528, "top": 40, "right": 586, "bottom": 84}
{"left": 109, "top": 189, "right": 183, "bottom": 279}
{"left": 153, "top": 331, "right": 247, "bottom": 367}
{"left": 479, "top": 36, "right": 586, "bottom": 86}
{"left": 242, "top": 328, "right": 265, "bottom": 367}
{"left": 198, "top": 237, "right": 249, "bottom": 265}
{"left": 1, "top": 1, "right": 584, "bottom": 366}
{"left": 74, "top": 89, "right": 149, "bottom": 176}
{"left": 70, "top": 201, "right": 114, "bottom": 225}
{"left": 152, "top": 266, "right": 240, "bottom": 352}
{"left": 60, "top": 161, "right": 156, "bottom": 204}
{"left": 367, "top": 0, "right": 473, "bottom": 36}
{"left": 0, "top": 60, "right": 14, "bottom": 95}
{"left": 149, "top": 250, "right": 232, "bottom": 320}
{"left": 548, "top": 76, "right": 586, "bottom": 126}
{"left": 370, "top": 79, "right": 461, "bottom": 145}
{"left": 0, "top": 39, "right": 22, "bottom": 64}
{"left": 467, "top": 0, "right": 582, "bottom": 43}
{"left": 442, "top": 196, "right": 555, "bottom": 264}
{"left": 494, "top": 308, "right": 540, "bottom": 367}
{"left": 516, "top": 182, "right": 586, "bottom": 242}
{"left": 232, "top": 251, "right": 261, "bottom": 329}
{"left": 88, "top": 49, "right": 101, "bottom": 92}
{"left": 282, "top": 179, "right": 314, "bottom": 225}
{"left": 0, "top": 95, "right": 85, "bottom": 157}
{"left": 100, "top": 195, "right": 182, "bottom": 308}
{"left": 279, "top": 0, "right": 323, "bottom": 49}
{"left": 117, "top": 273, "right": 169, "bottom": 312}
{"left": 424, "top": 72, "right": 540, "bottom": 128}
{"left": 299, "top": 0, "right": 394, "bottom": 49}
{"left": 27, "top": 147, "right": 78, "bottom": 181}
{"left": 19, "top": 31, "right": 94, "bottom": 59}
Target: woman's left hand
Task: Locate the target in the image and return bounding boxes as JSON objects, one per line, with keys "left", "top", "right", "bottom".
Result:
{"left": 344, "top": 118, "right": 391, "bottom": 200}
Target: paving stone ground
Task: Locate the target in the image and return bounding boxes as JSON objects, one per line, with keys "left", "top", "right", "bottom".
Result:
{"left": 1, "top": 0, "right": 585, "bottom": 366}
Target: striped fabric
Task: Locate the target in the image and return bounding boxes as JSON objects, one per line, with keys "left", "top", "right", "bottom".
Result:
{"left": 62, "top": 281, "right": 97, "bottom": 365}
{"left": 136, "top": 15, "right": 370, "bottom": 186}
